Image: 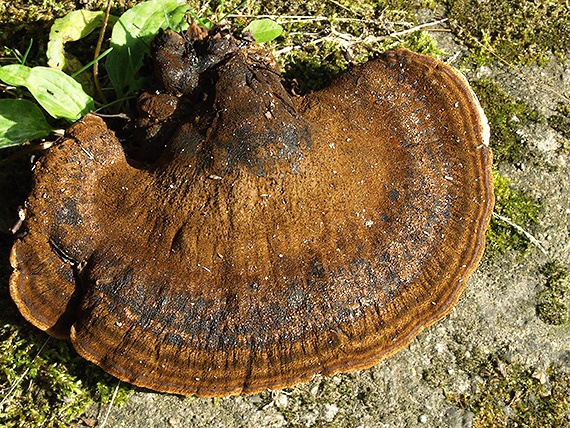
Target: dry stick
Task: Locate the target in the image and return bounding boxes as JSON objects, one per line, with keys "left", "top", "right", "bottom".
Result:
{"left": 0, "top": 140, "right": 58, "bottom": 166}
{"left": 230, "top": 13, "right": 448, "bottom": 33}
{"left": 94, "top": 0, "right": 114, "bottom": 107}
{"left": 274, "top": 18, "right": 448, "bottom": 57}
{"left": 328, "top": 0, "right": 352, "bottom": 14}
{"left": 493, "top": 212, "right": 548, "bottom": 255}
{"left": 228, "top": 13, "right": 388, "bottom": 25}
{"left": 388, "top": 18, "right": 448, "bottom": 38}
{"left": 0, "top": 336, "right": 50, "bottom": 410}
{"left": 99, "top": 380, "right": 121, "bottom": 428}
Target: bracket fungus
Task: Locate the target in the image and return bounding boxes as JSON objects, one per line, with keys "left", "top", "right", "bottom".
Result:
{"left": 10, "top": 28, "right": 493, "bottom": 396}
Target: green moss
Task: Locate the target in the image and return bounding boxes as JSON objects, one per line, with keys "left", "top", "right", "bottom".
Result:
{"left": 537, "top": 293, "right": 568, "bottom": 326}
{"left": 450, "top": 357, "right": 570, "bottom": 427}
{"left": 279, "top": 30, "right": 443, "bottom": 94}
{"left": 486, "top": 173, "right": 541, "bottom": 255}
{"left": 281, "top": 43, "right": 349, "bottom": 93}
{"left": 0, "top": 0, "right": 140, "bottom": 65}
{"left": 549, "top": 103, "right": 570, "bottom": 139}
{"left": 472, "top": 79, "right": 540, "bottom": 165}
{"left": 472, "top": 79, "right": 547, "bottom": 256}
{"left": 540, "top": 261, "right": 569, "bottom": 285}
{"left": 426, "top": 342, "right": 570, "bottom": 427}
{"left": 536, "top": 261, "right": 570, "bottom": 326}
{"left": 401, "top": 31, "right": 445, "bottom": 57}
{"left": 0, "top": 326, "right": 133, "bottom": 427}
{"left": 445, "top": 0, "right": 570, "bottom": 66}
{"left": 0, "top": 329, "right": 88, "bottom": 427}
{"left": 0, "top": 0, "right": 86, "bottom": 24}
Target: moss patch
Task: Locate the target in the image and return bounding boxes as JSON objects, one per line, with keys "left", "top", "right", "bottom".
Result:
{"left": 425, "top": 343, "right": 570, "bottom": 427}
{"left": 445, "top": 0, "right": 570, "bottom": 66}
{"left": 472, "top": 79, "right": 540, "bottom": 166}
{"left": 0, "top": 0, "right": 137, "bottom": 64}
{"left": 264, "top": 372, "right": 389, "bottom": 427}
{"left": 0, "top": 0, "right": 96, "bottom": 63}
{"left": 486, "top": 173, "right": 541, "bottom": 256}
{"left": 280, "top": 29, "right": 443, "bottom": 94}
{"left": 452, "top": 357, "right": 570, "bottom": 428}
{"left": 536, "top": 261, "right": 570, "bottom": 326}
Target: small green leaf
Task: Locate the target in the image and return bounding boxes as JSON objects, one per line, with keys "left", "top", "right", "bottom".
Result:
{"left": 47, "top": 10, "right": 117, "bottom": 70}
{"left": 0, "top": 63, "right": 30, "bottom": 86}
{"left": 106, "top": 0, "right": 190, "bottom": 98}
{"left": 0, "top": 64, "right": 94, "bottom": 121}
{"left": 244, "top": 19, "right": 283, "bottom": 43}
{"left": 0, "top": 99, "right": 53, "bottom": 148}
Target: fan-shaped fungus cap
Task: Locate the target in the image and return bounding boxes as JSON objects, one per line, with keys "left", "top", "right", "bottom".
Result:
{"left": 10, "top": 28, "right": 493, "bottom": 396}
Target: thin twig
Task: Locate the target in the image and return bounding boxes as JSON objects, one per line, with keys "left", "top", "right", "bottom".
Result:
{"left": 99, "top": 380, "right": 121, "bottom": 428}
{"left": 278, "top": 18, "right": 449, "bottom": 55}
{"left": 0, "top": 140, "right": 56, "bottom": 167}
{"left": 227, "top": 13, "right": 397, "bottom": 26}
{"left": 388, "top": 18, "right": 448, "bottom": 38}
{"left": 0, "top": 336, "right": 50, "bottom": 410}
{"left": 94, "top": 0, "right": 113, "bottom": 107}
{"left": 493, "top": 212, "right": 548, "bottom": 255}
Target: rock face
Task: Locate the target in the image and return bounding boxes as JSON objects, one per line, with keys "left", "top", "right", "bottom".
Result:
{"left": 9, "top": 28, "right": 493, "bottom": 396}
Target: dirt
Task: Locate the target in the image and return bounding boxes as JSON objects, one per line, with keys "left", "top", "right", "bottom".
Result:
{"left": 71, "top": 10, "right": 570, "bottom": 428}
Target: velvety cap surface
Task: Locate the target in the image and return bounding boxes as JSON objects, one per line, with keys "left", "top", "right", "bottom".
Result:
{"left": 10, "top": 30, "right": 493, "bottom": 396}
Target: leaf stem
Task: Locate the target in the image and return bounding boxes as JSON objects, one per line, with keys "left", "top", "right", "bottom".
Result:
{"left": 22, "top": 39, "right": 34, "bottom": 65}
{"left": 73, "top": 47, "right": 113, "bottom": 78}
{"left": 94, "top": 0, "right": 114, "bottom": 108}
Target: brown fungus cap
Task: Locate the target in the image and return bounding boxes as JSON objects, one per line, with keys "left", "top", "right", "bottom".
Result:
{"left": 10, "top": 28, "right": 493, "bottom": 396}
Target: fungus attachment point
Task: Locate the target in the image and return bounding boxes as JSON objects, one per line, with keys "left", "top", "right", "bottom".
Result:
{"left": 10, "top": 28, "right": 493, "bottom": 396}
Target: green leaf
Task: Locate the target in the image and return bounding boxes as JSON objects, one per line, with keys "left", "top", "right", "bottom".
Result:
{"left": 106, "top": 0, "right": 190, "bottom": 98}
{"left": 0, "top": 64, "right": 30, "bottom": 86}
{"left": 244, "top": 19, "right": 283, "bottom": 43}
{"left": 0, "top": 64, "right": 94, "bottom": 121}
{"left": 0, "top": 99, "right": 53, "bottom": 148}
{"left": 47, "top": 10, "right": 117, "bottom": 70}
